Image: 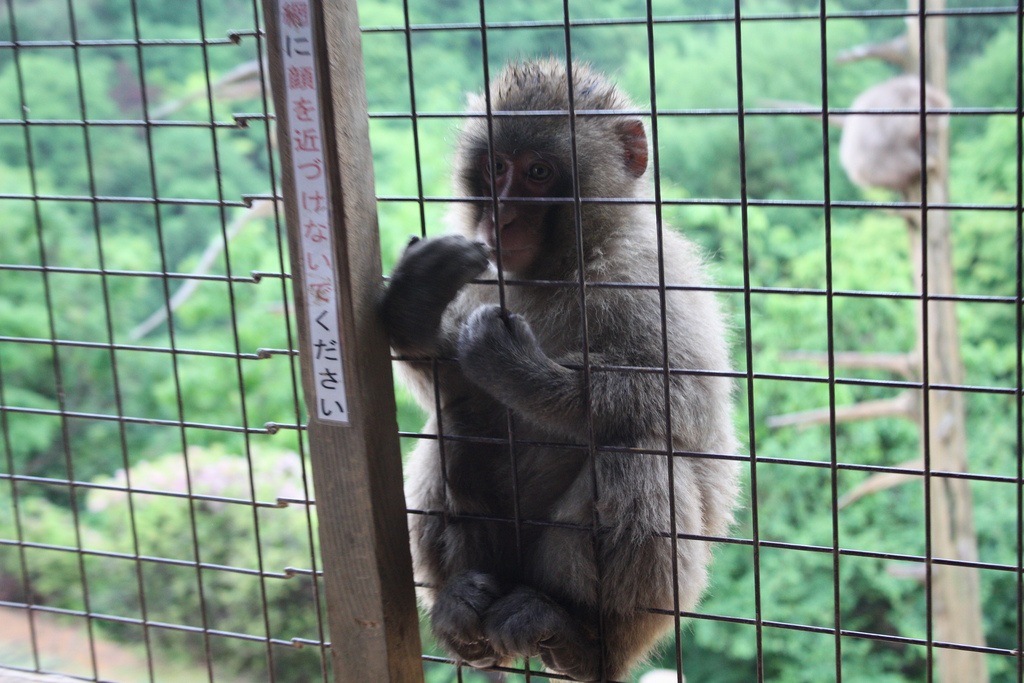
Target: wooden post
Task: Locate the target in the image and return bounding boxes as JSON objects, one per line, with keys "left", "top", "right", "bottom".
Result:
{"left": 262, "top": 0, "right": 424, "bottom": 681}
{"left": 906, "top": 2, "right": 989, "bottom": 681}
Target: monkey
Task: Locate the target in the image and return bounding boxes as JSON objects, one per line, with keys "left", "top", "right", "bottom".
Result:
{"left": 379, "top": 59, "right": 740, "bottom": 682}
{"left": 838, "top": 74, "right": 951, "bottom": 194}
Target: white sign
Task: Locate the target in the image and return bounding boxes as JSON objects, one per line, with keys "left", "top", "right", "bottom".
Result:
{"left": 277, "top": 0, "right": 349, "bottom": 424}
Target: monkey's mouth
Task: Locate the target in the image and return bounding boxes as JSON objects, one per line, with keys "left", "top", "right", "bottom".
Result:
{"left": 487, "top": 244, "right": 536, "bottom": 255}
{"left": 487, "top": 242, "right": 540, "bottom": 273}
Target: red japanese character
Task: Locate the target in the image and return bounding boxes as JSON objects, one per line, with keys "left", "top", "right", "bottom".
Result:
{"left": 293, "top": 97, "right": 315, "bottom": 122}
{"left": 281, "top": 2, "right": 309, "bottom": 29}
{"left": 287, "top": 66, "right": 315, "bottom": 91}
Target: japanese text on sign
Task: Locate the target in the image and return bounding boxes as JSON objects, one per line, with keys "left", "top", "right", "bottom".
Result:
{"left": 279, "top": 0, "right": 349, "bottom": 424}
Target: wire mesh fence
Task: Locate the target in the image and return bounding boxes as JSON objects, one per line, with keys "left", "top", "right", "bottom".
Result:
{"left": 0, "top": 0, "right": 333, "bottom": 681}
{"left": 1, "top": 0, "right": 1022, "bottom": 682}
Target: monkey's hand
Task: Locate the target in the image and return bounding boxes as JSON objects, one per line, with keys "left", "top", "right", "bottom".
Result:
{"left": 379, "top": 235, "right": 490, "bottom": 353}
{"left": 458, "top": 304, "right": 560, "bottom": 405}
{"left": 460, "top": 304, "right": 661, "bottom": 446}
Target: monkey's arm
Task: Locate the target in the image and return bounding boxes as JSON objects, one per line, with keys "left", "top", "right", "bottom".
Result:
{"left": 458, "top": 304, "right": 664, "bottom": 446}
{"left": 379, "top": 235, "right": 490, "bottom": 355}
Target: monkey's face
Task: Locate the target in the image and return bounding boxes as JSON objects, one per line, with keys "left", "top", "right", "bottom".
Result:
{"left": 474, "top": 150, "right": 564, "bottom": 274}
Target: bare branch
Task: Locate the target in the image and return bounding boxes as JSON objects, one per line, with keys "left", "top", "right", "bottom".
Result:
{"left": 766, "top": 392, "right": 917, "bottom": 430}
{"left": 836, "top": 33, "right": 912, "bottom": 70}
{"left": 837, "top": 456, "right": 923, "bottom": 509}
{"left": 780, "top": 351, "right": 917, "bottom": 378}
{"left": 886, "top": 562, "right": 928, "bottom": 582}
{"left": 756, "top": 99, "right": 845, "bottom": 127}
{"left": 128, "top": 200, "right": 276, "bottom": 341}
{"left": 150, "top": 59, "right": 265, "bottom": 119}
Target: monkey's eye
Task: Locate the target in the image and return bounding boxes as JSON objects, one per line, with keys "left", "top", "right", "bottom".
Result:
{"left": 480, "top": 157, "right": 507, "bottom": 182}
{"left": 528, "top": 163, "right": 553, "bottom": 182}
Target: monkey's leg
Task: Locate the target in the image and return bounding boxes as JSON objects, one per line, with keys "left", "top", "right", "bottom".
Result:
{"left": 482, "top": 586, "right": 601, "bottom": 681}
{"left": 430, "top": 570, "right": 504, "bottom": 668}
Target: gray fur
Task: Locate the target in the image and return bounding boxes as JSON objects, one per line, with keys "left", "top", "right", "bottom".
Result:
{"left": 839, "top": 74, "right": 951, "bottom": 193}
{"left": 380, "top": 59, "right": 740, "bottom": 681}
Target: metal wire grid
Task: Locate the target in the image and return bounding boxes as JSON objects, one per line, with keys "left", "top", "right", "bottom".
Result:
{"left": 0, "top": 0, "right": 332, "bottom": 681}
{"left": 365, "top": 2, "right": 1024, "bottom": 682}
{"left": 0, "top": 1, "right": 1020, "bottom": 683}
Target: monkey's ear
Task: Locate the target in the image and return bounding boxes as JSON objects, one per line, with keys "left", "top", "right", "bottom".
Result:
{"left": 618, "top": 119, "right": 648, "bottom": 178}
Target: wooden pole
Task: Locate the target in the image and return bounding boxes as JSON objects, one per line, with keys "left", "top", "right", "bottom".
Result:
{"left": 906, "top": 2, "right": 989, "bottom": 681}
{"left": 262, "top": 0, "right": 424, "bottom": 680}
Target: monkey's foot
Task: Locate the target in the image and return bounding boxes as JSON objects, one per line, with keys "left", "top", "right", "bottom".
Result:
{"left": 539, "top": 637, "right": 601, "bottom": 682}
{"left": 445, "top": 638, "right": 502, "bottom": 670}
{"left": 482, "top": 587, "right": 601, "bottom": 681}
{"left": 431, "top": 570, "right": 503, "bottom": 668}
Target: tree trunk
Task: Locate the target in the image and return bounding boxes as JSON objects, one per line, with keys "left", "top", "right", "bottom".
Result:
{"left": 905, "top": 2, "right": 989, "bottom": 681}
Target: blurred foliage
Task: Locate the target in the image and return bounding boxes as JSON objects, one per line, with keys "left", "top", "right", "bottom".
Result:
{"left": 0, "top": 446, "right": 327, "bottom": 681}
{"left": 0, "top": 0, "right": 1020, "bottom": 681}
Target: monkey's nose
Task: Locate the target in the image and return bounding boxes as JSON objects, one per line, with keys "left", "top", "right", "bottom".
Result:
{"left": 496, "top": 203, "right": 519, "bottom": 229}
